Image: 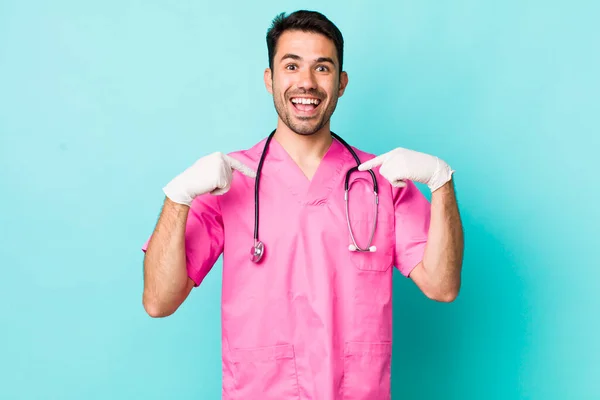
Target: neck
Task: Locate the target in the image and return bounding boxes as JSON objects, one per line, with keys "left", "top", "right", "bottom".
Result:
{"left": 273, "top": 119, "right": 333, "bottom": 165}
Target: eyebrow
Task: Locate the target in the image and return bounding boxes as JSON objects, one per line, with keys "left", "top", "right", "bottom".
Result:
{"left": 280, "top": 53, "right": 336, "bottom": 65}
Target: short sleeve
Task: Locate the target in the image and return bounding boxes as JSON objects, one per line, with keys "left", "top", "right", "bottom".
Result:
{"left": 393, "top": 180, "right": 431, "bottom": 277}
{"left": 142, "top": 194, "right": 225, "bottom": 287}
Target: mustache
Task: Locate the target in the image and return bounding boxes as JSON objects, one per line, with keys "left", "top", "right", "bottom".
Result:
{"left": 286, "top": 89, "right": 325, "bottom": 99}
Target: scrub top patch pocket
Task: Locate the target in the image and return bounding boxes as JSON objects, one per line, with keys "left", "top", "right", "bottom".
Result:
{"left": 340, "top": 341, "right": 392, "bottom": 400}
{"left": 229, "top": 343, "right": 301, "bottom": 400}
{"left": 347, "top": 214, "right": 394, "bottom": 272}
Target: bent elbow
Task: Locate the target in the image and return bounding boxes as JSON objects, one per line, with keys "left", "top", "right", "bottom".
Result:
{"left": 144, "top": 305, "right": 172, "bottom": 318}
{"left": 142, "top": 296, "right": 175, "bottom": 318}
{"left": 431, "top": 290, "right": 459, "bottom": 303}
{"left": 426, "top": 285, "right": 460, "bottom": 303}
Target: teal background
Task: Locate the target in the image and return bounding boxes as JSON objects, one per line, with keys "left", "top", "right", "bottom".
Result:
{"left": 1, "top": 0, "right": 598, "bottom": 399}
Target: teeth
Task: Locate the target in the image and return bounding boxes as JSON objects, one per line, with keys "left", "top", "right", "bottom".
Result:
{"left": 292, "top": 98, "right": 320, "bottom": 105}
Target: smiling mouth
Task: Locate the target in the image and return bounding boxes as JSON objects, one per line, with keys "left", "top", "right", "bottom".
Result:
{"left": 290, "top": 97, "right": 322, "bottom": 116}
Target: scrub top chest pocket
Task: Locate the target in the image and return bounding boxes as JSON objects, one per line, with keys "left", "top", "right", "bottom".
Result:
{"left": 347, "top": 214, "right": 394, "bottom": 271}
{"left": 345, "top": 174, "right": 395, "bottom": 272}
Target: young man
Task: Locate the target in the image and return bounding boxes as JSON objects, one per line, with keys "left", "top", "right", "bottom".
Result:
{"left": 142, "top": 10, "right": 463, "bottom": 400}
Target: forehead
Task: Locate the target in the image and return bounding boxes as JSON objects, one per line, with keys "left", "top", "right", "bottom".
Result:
{"left": 275, "top": 30, "right": 338, "bottom": 64}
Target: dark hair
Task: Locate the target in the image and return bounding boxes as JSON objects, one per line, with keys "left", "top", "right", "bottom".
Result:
{"left": 266, "top": 10, "right": 344, "bottom": 74}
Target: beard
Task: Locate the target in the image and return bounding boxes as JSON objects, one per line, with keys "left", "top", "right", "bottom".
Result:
{"left": 272, "top": 84, "right": 339, "bottom": 136}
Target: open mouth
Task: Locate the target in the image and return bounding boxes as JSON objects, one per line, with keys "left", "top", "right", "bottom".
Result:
{"left": 290, "top": 97, "right": 322, "bottom": 116}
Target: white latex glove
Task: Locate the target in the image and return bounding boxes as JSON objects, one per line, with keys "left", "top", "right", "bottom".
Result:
{"left": 358, "top": 147, "right": 454, "bottom": 192}
{"left": 163, "top": 152, "right": 256, "bottom": 206}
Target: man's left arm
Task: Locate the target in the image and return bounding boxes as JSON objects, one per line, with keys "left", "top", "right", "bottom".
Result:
{"left": 359, "top": 147, "right": 464, "bottom": 302}
{"left": 409, "top": 179, "right": 464, "bottom": 302}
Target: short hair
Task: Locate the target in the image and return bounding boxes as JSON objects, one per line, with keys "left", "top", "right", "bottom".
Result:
{"left": 266, "top": 10, "right": 344, "bottom": 74}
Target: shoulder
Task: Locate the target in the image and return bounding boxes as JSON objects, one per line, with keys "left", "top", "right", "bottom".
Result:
{"left": 225, "top": 137, "right": 268, "bottom": 170}
{"left": 188, "top": 137, "right": 267, "bottom": 212}
{"left": 333, "top": 139, "right": 379, "bottom": 171}
{"left": 348, "top": 145, "right": 377, "bottom": 164}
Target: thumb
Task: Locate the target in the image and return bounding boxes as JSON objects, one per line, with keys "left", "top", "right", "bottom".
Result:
{"left": 358, "top": 153, "right": 387, "bottom": 171}
{"left": 223, "top": 154, "right": 257, "bottom": 178}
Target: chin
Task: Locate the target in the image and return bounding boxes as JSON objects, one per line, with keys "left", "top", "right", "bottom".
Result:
{"left": 289, "top": 121, "right": 325, "bottom": 136}
{"left": 292, "top": 127, "right": 319, "bottom": 136}
{"left": 289, "top": 112, "right": 328, "bottom": 135}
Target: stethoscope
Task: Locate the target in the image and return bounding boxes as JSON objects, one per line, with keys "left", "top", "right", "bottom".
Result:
{"left": 250, "top": 129, "right": 379, "bottom": 263}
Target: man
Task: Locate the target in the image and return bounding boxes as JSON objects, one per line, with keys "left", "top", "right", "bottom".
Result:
{"left": 142, "top": 10, "right": 463, "bottom": 400}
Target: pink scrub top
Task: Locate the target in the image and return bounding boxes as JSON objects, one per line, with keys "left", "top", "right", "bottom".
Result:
{"left": 143, "top": 136, "right": 431, "bottom": 399}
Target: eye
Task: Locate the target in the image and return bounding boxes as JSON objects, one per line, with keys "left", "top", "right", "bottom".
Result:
{"left": 316, "top": 65, "right": 329, "bottom": 72}
{"left": 285, "top": 64, "right": 297, "bottom": 71}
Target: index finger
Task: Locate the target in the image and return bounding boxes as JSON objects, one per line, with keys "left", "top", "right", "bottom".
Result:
{"left": 224, "top": 154, "right": 257, "bottom": 178}
{"left": 358, "top": 153, "right": 386, "bottom": 171}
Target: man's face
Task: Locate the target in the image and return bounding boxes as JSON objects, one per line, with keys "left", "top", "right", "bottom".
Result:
{"left": 265, "top": 30, "right": 348, "bottom": 136}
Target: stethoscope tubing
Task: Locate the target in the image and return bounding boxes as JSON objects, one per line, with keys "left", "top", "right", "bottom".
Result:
{"left": 251, "top": 130, "right": 379, "bottom": 261}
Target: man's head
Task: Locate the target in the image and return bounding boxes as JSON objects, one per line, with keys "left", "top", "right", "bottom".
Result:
{"left": 264, "top": 10, "right": 349, "bottom": 136}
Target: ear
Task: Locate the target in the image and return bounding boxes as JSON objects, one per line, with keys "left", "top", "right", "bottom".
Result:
{"left": 264, "top": 68, "right": 273, "bottom": 94}
{"left": 338, "top": 71, "right": 349, "bottom": 97}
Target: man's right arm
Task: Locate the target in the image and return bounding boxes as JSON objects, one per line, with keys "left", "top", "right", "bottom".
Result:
{"left": 140, "top": 151, "right": 256, "bottom": 318}
{"left": 142, "top": 198, "right": 195, "bottom": 318}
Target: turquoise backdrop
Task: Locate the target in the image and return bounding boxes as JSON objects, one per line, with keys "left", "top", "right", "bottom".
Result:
{"left": 1, "top": 0, "right": 598, "bottom": 399}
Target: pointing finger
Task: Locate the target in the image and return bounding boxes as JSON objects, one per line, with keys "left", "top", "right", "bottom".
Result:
{"left": 224, "top": 154, "right": 257, "bottom": 178}
{"left": 358, "top": 153, "right": 387, "bottom": 171}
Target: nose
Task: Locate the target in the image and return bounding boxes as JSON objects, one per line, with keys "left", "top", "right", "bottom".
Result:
{"left": 297, "top": 68, "right": 317, "bottom": 91}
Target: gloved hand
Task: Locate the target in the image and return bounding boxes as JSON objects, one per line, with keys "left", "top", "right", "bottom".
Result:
{"left": 163, "top": 152, "right": 256, "bottom": 206}
{"left": 358, "top": 147, "right": 454, "bottom": 192}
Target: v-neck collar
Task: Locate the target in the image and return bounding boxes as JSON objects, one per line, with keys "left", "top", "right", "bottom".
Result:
{"left": 257, "top": 135, "right": 351, "bottom": 206}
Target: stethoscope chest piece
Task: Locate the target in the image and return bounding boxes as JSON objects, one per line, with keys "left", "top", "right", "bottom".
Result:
{"left": 250, "top": 241, "right": 265, "bottom": 263}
